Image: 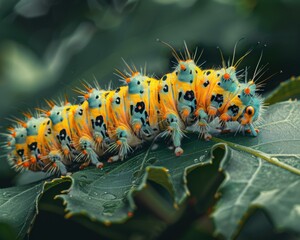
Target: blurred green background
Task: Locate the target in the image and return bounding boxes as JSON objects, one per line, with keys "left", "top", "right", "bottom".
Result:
{"left": 0, "top": 0, "right": 299, "bottom": 238}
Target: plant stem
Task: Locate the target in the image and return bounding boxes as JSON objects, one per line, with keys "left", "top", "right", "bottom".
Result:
{"left": 212, "top": 137, "right": 300, "bottom": 176}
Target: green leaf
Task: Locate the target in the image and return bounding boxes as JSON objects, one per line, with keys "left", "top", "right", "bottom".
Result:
{"left": 57, "top": 100, "right": 300, "bottom": 239}
{"left": 0, "top": 178, "right": 66, "bottom": 240}
{"left": 57, "top": 139, "right": 215, "bottom": 225}
{"left": 211, "top": 100, "right": 300, "bottom": 239}
{"left": 265, "top": 76, "right": 300, "bottom": 104}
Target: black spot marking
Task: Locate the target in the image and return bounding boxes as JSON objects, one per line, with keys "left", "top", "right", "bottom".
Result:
{"left": 47, "top": 120, "right": 50, "bottom": 125}
{"left": 228, "top": 105, "right": 239, "bottom": 116}
{"left": 66, "top": 108, "right": 70, "bottom": 111}
{"left": 217, "top": 82, "right": 221, "bottom": 86}
{"left": 158, "top": 93, "right": 160, "bottom": 103}
{"left": 183, "top": 90, "right": 195, "bottom": 102}
{"left": 47, "top": 128, "right": 51, "bottom": 134}
{"left": 17, "top": 149, "right": 24, "bottom": 157}
{"left": 58, "top": 129, "right": 67, "bottom": 141}
{"left": 163, "top": 85, "right": 168, "bottom": 93}
{"left": 203, "top": 81, "right": 209, "bottom": 87}
{"left": 115, "top": 87, "right": 121, "bottom": 93}
{"left": 115, "top": 97, "right": 121, "bottom": 104}
{"left": 78, "top": 109, "right": 83, "bottom": 116}
{"left": 162, "top": 75, "right": 167, "bottom": 81}
{"left": 130, "top": 105, "right": 133, "bottom": 115}
{"left": 189, "top": 70, "right": 192, "bottom": 74}
{"left": 211, "top": 94, "right": 223, "bottom": 106}
{"left": 104, "top": 93, "right": 109, "bottom": 97}
{"left": 206, "top": 71, "right": 211, "bottom": 76}
{"left": 96, "top": 95, "right": 99, "bottom": 99}
{"left": 178, "top": 92, "right": 183, "bottom": 101}
{"left": 98, "top": 104, "right": 102, "bottom": 108}
{"left": 94, "top": 115, "right": 104, "bottom": 127}
{"left": 134, "top": 102, "right": 145, "bottom": 114}
{"left": 28, "top": 142, "right": 37, "bottom": 151}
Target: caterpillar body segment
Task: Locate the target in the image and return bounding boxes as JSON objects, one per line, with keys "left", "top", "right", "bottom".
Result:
{"left": 2, "top": 43, "right": 265, "bottom": 175}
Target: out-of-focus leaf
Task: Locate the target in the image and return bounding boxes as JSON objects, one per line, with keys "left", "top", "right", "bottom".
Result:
{"left": 0, "top": 178, "right": 66, "bottom": 240}
{"left": 265, "top": 76, "right": 300, "bottom": 104}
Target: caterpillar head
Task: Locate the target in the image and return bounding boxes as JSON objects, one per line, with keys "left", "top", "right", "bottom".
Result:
{"left": 48, "top": 106, "right": 64, "bottom": 125}
{"left": 218, "top": 66, "right": 239, "bottom": 92}
{"left": 126, "top": 73, "right": 146, "bottom": 94}
{"left": 176, "top": 60, "right": 197, "bottom": 83}
{"left": 239, "top": 97, "right": 263, "bottom": 125}
{"left": 87, "top": 89, "right": 103, "bottom": 109}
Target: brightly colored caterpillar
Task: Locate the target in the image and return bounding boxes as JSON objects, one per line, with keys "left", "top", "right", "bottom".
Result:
{"left": 1, "top": 42, "right": 264, "bottom": 175}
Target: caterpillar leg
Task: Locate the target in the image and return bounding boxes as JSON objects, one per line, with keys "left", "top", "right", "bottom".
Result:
{"left": 244, "top": 124, "right": 259, "bottom": 137}
{"left": 47, "top": 150, "right": 68, "bottom": 175}
{"left": 193, "top": 109, "right": 212, "bottom": 140}
{"left": 107, "top": 128, "right": 132, "bottom": 163}
{"left": 78, "top": 136, "right": 103, "bottom": 169}
{"left": 132, "top": 119, "right": 153, "bottom": 139}
{"left": 93, "top": 131, "right": 110, "bottom": 149}
{"left": 162, "top": 113, "right": 184, "bottom": 156}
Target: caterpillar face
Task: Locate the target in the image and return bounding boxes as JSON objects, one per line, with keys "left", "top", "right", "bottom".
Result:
{"left": 239, "top": 96, "right": 262, "bottom": 124}
{"left": 3, "top": 43, "right": 265, "bottom": 175}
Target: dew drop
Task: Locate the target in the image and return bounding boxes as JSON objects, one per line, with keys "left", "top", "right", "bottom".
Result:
{"left": 101, "top": 192, "right": 116, "bottom": 200}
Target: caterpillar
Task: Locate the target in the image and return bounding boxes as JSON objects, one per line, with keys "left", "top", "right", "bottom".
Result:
{"left": 1, "top": 41, "right": 264, "bottom": 176}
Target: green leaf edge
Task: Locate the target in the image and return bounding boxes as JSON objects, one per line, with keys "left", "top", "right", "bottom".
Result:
{"left": 265, "top": 76, "right": 300, "bottom": 104}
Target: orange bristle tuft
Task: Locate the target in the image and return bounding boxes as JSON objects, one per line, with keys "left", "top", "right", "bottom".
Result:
{"left": 244, "top": 87, "right": 251, "bottom": 95}
{"left": 23, "top": 112, "right": 32, "bottom": 119}
{"left": 223, "top": 73, "right": 230, "bottom": 80}
{"left": 45, "top": 99, "right": 55, "bottom": 108}
{"left": 180, "top": 64, "right": 186, "bottom": 71}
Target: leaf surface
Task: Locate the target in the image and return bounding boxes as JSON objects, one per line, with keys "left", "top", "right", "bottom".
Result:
{"left": 212, "top": 101, "right": 300, "bottom": 238}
